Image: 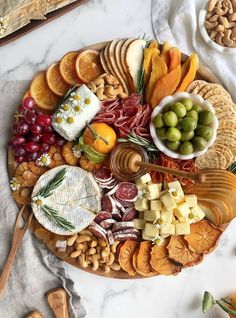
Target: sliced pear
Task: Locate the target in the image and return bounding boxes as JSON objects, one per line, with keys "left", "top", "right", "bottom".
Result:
{"left": 100, "top": 49, "right": 111, "bottom": 74}
{"left": 120, "top": 38, "right": 136, "bottom": 92}
{"left": 125, "top": 39, "right": 146, "bottom": 92}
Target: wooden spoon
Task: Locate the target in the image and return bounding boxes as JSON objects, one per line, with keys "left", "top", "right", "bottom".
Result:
{"left": 46, "top": 288, "right": 69, "bottom": 318}
{"left": 0, "top": 205, "right": 33, "bottom": 298}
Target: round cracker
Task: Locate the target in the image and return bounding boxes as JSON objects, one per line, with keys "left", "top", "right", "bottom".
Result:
{"left": 206, "top": 95, "right": 231, "bottom": 106}
{"left": 213, "top": 144, "right": 234, "bottom": 168}
{"left": 216, "top": 109, "right": 236, "bottom": 120}
{"left": 204, "top": 88, "right": 232, "bottom": 101}
{"left": 198, "top": 83, "right": 220, "bottom": 96}
{"left": 196, "top": 149, "right": 227, "bottom": 169}
{"left": 186, "top": 80, "right": 207, "bottom": 93}
{"left": 218, "top": 118, "right": 236, "bottom": 130}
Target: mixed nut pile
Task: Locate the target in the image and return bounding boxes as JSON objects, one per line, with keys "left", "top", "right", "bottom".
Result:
{"left": 205, "top": 0, "right": 236, "bottom": 47}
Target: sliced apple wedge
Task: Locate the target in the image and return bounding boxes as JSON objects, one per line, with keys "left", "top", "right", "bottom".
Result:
{"left": 125, "top": 39, "right": 146, "bottom": 92}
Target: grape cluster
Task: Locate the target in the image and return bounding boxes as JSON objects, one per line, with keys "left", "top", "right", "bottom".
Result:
{"left": 8, "top": 97, "right": 66, "bottom": 163}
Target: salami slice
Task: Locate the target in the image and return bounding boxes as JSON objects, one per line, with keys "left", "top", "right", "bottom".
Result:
{"left": 107, "top": 229, "right": 115, "bottom": 245}
{"left": 89, "top": 223, "right": 107, "bottom": 239}
{"left": 100, "top": 219, "right": 116, "bottom": 230}
{"left": 94, "top": 211, "right": 112, "bottom": 224}
{"left": 101, "top": 195, "right": 115, "bottom": 213}
{"left": 93, "top": 167, "right": 112, "bottom": 182}
{"left": 112, "top": 221, "right": 134, "bottom": 233}
{"left": 113, "top": 232, "right": 138, "bottom": 241}
{"left": 111, "top": 211, "right": 122, "bottom": 221}
{"left": 122, "top": 207, "right": 138, "bottom": 221}
{"left": 115, "top": 182, "right": 139, "bottom": 202}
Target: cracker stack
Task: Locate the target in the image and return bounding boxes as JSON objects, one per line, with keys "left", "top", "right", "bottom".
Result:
{"left": 187, "top": 80, "right": 236, "bottom": 170}
{"left": 0, "top": 0, "right": 78, "bottom": 39}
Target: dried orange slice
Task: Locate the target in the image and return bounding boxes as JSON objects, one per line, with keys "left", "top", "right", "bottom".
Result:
{"left": 136, "top": 241, "right": 158, "bottom": 277}
{"left": 46, "top": 63, "right": 70, "bottom": 96}
{"left": 75, "top": 49, "right": 104, "bottom": 83}
{"left": 167, "top": 235, "right": 203, "bottom": 267}
{"left": 184, "top": 220, "right": 222, "bottom": 254}
{"left": 30, "top": 71, "right": 60, "bottom": 111}
{"left": 118, "top": 240, "right": 138, "bottom": 276}
{"left": 59, "top": 51, "right": 80, "bottom": 85}
{"left": 150, "top": 239, "right": 182, "bottom": 276}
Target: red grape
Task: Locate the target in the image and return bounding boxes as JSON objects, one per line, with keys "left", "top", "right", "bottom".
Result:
{"left": 7, "top": 141, "right": 14, "bottom": 149}
{"left": 17, "top": 120, "right": 29, "bottom": 135}
{"left": 30, "top": 124, "right": 43, "bottom": 136}
{"left": 41, "top": 132, "right": 55, "bottom": 145}
{"left": 22, "top": 97, "right": 36, "bottom": 111}
{"left": 25, "top": 111, "right": 37, "bottom": 124}
{"left": 27, "top": 152, "right": 39, "bottom": 161}
{"left": 37, "top": 114, "right": 51, "bottom": 127}
{"left": 15, "top": 146, "right": 26, "bottom": 157}
{"left": 12, "top": 123, "right": 18, "bottom": 133}
{"left": 27, "top": 132, "right": 41, "bottom": 143}
{"left": 43, "top": 126, "right": 53, "bottom": 133}
{"left": 39, "top": 143, "right": 50, "bottom": 152}
{"left": 12, "top": 135, "right": 26, "bottom": 145}
{"left": 55, "top": 137, "right": 66, "bottom": 147}
{"left": 15, "top": 155, "right": 26, "bottom": 163}
{"left": 25, "top": 142, "right": 39, "bottom": 153}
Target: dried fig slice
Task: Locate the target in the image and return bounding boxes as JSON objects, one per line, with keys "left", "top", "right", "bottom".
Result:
{"left": 47, "top": 146, "right": 65, "bottom": 168}
{"left": 167, "top": 235, "right": 203, "bottom": 267}
{"left": 184, "top": 220, "right": 222, "bottom": 254}
{"left": 118, "top": 240, "right": 138, "bottom": 276}
{"left": 62, "top": 142, "right": 79, "bottom": 166}
{"left": 15, "top": 162, "right": 41, "bottom": 187}
{"left": 150, "top": 239, "right": 182, "bottom": 276}
{"left": 136, "top": 241, "right": 158, "bottom": 277}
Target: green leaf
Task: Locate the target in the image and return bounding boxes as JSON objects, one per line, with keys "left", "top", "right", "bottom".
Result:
{"left": 202, "top": 291, "right": 216, "bottom": 313}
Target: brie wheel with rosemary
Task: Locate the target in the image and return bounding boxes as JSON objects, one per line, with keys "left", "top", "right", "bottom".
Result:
{"left": 31, "top": 165, "right": 101, "bottom": 235}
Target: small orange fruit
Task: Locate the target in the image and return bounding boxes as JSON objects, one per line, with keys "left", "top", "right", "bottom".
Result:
{"left": 83, "top": 123, "right": 117, "bottom": 155}
{"left": 75, "top": 49, "right": 104, "bottom": 83}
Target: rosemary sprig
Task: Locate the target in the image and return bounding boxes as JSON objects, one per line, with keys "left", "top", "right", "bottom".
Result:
{"left": 202, "top": 291, "right": 236, "bottom": 317}
{"left": 228, "top": 161, "right": 236, "bottom": 174}
{"left": 41, "top": 205, "right": 75, "bottom": 231}
{"left": 137, "top": 38, "right": 152, "bottom": 100}
{"left": 38, "top": 168, "right": 66, "bottom": 198}
{"left": 118, "top": 133, "right": 158, "bottom": 152}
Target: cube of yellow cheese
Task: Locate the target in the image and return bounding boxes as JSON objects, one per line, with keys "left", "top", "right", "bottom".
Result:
{"left": 184, "top": 194, "right": 197, "bottom": 207}
{"left": 190, "top": 205, "right": 205, "bottom": 222}
{"left": 175, "top": 221, "right": 191, "bottom": 235}
{"left": 160, "top": 210, "right": 173, "bottom": 224}
{"left": 139, "top": 173, "right": 152, "bottom": 184}
{"left": 160, "top": 191, "right": 177, "bottom": 210}
{"left": 160, "top": 223, "right": 175, "bottom": 236}
{"left": 144, "top": 210, "right": 161, "bottom": 222}
{"left": 174, "top": 202, "right": 190, "bottom": 221}
{"left": 148, "top": 182, "right": 162, "bottom": 192}
{"left": 150, "top": 200, "right": 162, "bottom": 211}
{"left": 144, "top": 223, "right": 160, "bottom": 237}
{"left": 168, "top": 181, "right": 185, "bottom": 204}
{"left": 142, "top": 231, "right": 155, "bottom": 241}
{"left": 134, "top": 198, "right": 149, "bottom": 212}
{"left": 133, "top": 218, "right": 146, "bottom": 230}
{"left": 145, "top": 183, "right": 160, "bottom": 200}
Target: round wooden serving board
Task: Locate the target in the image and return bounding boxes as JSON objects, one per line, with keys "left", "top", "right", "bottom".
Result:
{"left": 8, "top": 40, "right": 222, "bottom": 279}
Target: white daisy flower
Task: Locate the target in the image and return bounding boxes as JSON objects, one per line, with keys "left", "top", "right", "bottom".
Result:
{"left": 32, "top": 195, "right": 45, "bottom": 208}
{"left": 10, "top": 177, "right": 20, "bottom": 191}
{"left": 188, "top": 211, "right": 199, "bottom": 224}
{"left": 152, "top": 235, "right": 164, "bottom": 246}
{"left": 37, "top": 153, "right": 51, "bottom": 167}
{"left": 69, "top": 92, "right": 83, "bottom": 105}
{"left": 72, "top": 144, "right": 82, "bottom": 158}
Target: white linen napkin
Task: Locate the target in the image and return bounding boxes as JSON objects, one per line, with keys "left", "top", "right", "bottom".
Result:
{"left": 151, "top": 0, "right": 236, "bottom": 101}
{"left": 0, "top": 80, "right": 86, "bottom": 318}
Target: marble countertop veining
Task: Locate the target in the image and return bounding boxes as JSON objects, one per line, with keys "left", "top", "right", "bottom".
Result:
{"left": 1, "top": 0, "right": 236, "bottom": 317}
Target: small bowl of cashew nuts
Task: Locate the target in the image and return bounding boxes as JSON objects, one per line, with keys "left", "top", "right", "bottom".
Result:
{"left": 199, "top": 0, "right": 236, "bottom": 53}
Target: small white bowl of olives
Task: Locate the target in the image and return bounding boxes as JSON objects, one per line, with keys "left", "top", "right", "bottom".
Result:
{"left": 150, "top": 92, "right": 219, "bottom": 160}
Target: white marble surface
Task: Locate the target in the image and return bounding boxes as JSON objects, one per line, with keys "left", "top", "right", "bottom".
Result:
{"left": 1, "top": 0, "right": 236, "bottom": 317}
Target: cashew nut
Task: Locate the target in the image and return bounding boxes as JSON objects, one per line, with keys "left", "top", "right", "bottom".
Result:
{"left": 78, "top": 254, "right": 88, "bottom": 268}
{"left": 89, "top": 238, "right": 98, "bottom": 248}
{"left": 88, "top": 247, "right": 97, "bottom": 255}
{"left": 81, "top": 241, "right": 89, "bottom": 253}
{"left": 209, "top": 14, "right": 219, "bottom": 22}
{"left": 92, "top": 253, "right": 101, "bottom": 261}
{"left": 67, "top": 235, "right": 78, "bottom": 246}
{"left": 98, "top": 238, "right": 107, "bottom": 247}
{"left": 215, "top": 31, "right": 224, "bottom": 45}
{"left": 110, "top": 263, "right": 121, "bottom": 271}
{"left": 91, "top": 258, "right": 99, "bottom": 271}
{"left": 231, "top": 26, "right": 236, "bottom": 39}
{"left": 105, "top": 74, "right": 119, "bottom": 85}
{"left": 70, "top": 250, "right": 82, "bottom": 258}
{"left": 222, "top": 29, "right": 234, "bottom": 45}
{"left": 210, "top": 29, "right": 218, "bottom": 38}
{"left": 76, "top": 235, "right": 92, "bottom": 243}
{"left": 79, "top": 230, "right": 93, "bottom": 236}
{"left": 75, "top": 243, "right": 84, "bottom": 250}
{"left": 232, "top": 0, "right": 236, "bottom": 9}
{"left": 104, "top": 265, "right": 111, "bottom": 274}
{"left": 106, "top": 252, "right": 115, "bottom": 266}
{"left": 208, "top": 0, "right": 218, "bottom": 12}
{"left": 101, "top": 246, "right": 110, "bottom": 260}
{"left": 205, "top": 20, "right": 218, "bottom": 29}
{"left": 216, "top": 24, "right": 225, "bottom": 32}
{"left": 111, "top": 241, "right": 120, "bottom": 254}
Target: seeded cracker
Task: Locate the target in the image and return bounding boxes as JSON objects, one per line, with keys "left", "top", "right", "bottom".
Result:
{"left": 196, "top": 149, "right": 227, "bottom": 169}
{"left": 204, "top": 88, "right": 232, "bottom": 101}
{"left": 186, "top": 80, "right": 207, "bottom": 93}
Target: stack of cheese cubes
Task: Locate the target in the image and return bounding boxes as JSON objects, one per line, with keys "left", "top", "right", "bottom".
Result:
{"left": 133, "top": 173, "right": 205, "bottom": 242}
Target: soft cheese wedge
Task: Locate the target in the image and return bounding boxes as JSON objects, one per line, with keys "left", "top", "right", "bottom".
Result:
{"left": 32, "top": 165, "right": 101, "bottom": 235}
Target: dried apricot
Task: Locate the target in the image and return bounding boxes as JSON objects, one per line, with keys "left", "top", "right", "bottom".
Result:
{"left": 62, "top": 142, "right": 79, "bottom": 166}
{"left": 167, "top": 235, "right": 203, "bottom": 267}
{"left": 136, "top": 241, "right": 158, "bottom": 277}
{"left": 118, "top": 240, "right": 138, "bottom": 276}
{"left": 184, "top": 220, "right": 222, "bottom": 254}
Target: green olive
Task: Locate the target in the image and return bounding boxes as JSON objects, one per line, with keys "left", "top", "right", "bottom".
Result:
{"left": 198, "top": 110, "right": 214, "bottom": 125}
{"left": 163, "top": 103, "right": 173, "bottom": 112}
{"left": 192, "top": 104, "right": 202, "bottom": 114}
{"left": 180, "top": 117, "right": 197, "bottom": 131}
{"left": 193, "top": 136, "right": 208, "bottom": 151}
{"left": 186, "top": 110, "right": 198, "bottom": 122}
{"left": 179, "top": 141, "right": 194, "bottom": 155}
{"left": 156, "top": 128, "right": 167, "bottom": 140}
{"left": 153, "top": 114, "right": 164, "bottom": 128}
{"left": 170, "top": 102, "right": 187, "bottom": 118}
{"left": 166, "top": 127, "right": 181, "bottom": 142}
{"left": 163, "top": 111, "right": 178, "bottom": 127}
{"left": 180, "top": 130, "right": 194, "bottom": 141}
{"left": 196, "top": 125, "right": 213, "bottom": 141}
{"left": 179, "top": 98, "right": 193, "bottom": 111}
{"left": 166, "top": 140, "right": 181, "bottom": 151}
